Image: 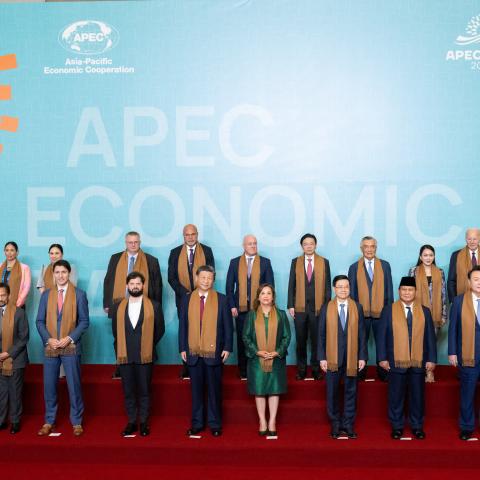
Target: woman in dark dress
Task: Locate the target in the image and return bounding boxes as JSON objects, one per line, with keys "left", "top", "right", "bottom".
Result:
{"left": 243, "top": 283, "right": 291, "bottom": 436}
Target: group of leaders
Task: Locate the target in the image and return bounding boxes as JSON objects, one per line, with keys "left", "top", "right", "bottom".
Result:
{"left": 0, "top": 225, "right": 479, "bottom": 441}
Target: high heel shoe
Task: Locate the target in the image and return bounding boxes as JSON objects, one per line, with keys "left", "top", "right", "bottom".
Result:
{"left": 258, "top": 429, "right": 268, "bottom": 436}
{"left": 267, "top": 429, "right": 277, "bottom": 436}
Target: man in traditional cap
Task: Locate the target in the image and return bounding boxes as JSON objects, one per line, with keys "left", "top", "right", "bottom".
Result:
{"left": 377, "top": 276, "right": 436, "bottom": 440}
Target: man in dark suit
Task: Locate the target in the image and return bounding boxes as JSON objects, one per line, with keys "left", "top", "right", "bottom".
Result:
{"left": 226, "top": 234, "right": 274, "bottom": 379}
{"left": 168, "top": 224, "right": 214, "bottom": 378}
{"left": 318, "top": 275, "right": 367, "bottom": 439}
{"left": 448, "top": 265, "right": 480, "bottom": 440}
{"left": 179, "top": 265, "right": 233, "bottom": 437}
{"left": 377, "top": 277, "right": 436, "bottom": 440}
{"left": 348, "top": 236, "right": 393, "bottom": 381}
{"left": 288, "top": 233, "right": 331, "bottom": 380}
{"left": 0, "top": 283, "right": 29, "bottom": 434}
{"left": 447, "top": 228, "right": 480, "bottom": 302}
{"left": 36, "top": 260, "right": 90, "bottom": 436}
{"left": 112, "top": 271, "right": 164, "bottom": 437}
{"left": 104, "top": 231, "right": 162, "bottom": 378}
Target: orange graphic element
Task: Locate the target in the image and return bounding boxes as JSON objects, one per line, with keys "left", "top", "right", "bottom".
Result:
{"left": 0, "top": 53, "right": 17, "bottom": 154}
{"left": 0, "top": 85, "right": 11, "bottom": 100}
{"left": 0, "top": 54, "right": 17, "bottom": 70}
{"left": 0, "top": 116, "right": 18, "bottom": 132}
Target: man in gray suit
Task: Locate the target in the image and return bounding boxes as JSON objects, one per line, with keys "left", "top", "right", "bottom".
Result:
{"left": 0, "top": 282, "right": 29, "bottom": 434}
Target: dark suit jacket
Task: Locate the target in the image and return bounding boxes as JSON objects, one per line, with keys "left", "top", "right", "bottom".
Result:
{"left": 287, "top": 257, "right": 331, "bottom": 310}
{"left": 347, "top": 258, "right": 394, "bottom": 316}
{"left": 103, "top": 251, "right": 163, "bottom": 317}
{"left": 376, "top": 303, "right": 437, "bottom": 374}
{"left": 0, "top": 306, "right": 29, "bottom": 369}
{"left": 225, "top": 255, "right": 274, "bottom": 310}
{"left": 178, "top": 291, "right": 233, "bottom": 367}
{"left": 168, "top": 243, "right": 215, "bottom": 309}
{"left": 448, "top": 294, "right": 480, "bottom": 365}
{"left": 111, "top": 298, "right": 164, "bottom": 364}
{"left": 36, "top": 287, "right": 90, "bottom": 356}
{"left": 317, "top": 300, "right": 368, "bottom": 366}
{"left": 447, "top": 249, "right": 464, "bottom": 303}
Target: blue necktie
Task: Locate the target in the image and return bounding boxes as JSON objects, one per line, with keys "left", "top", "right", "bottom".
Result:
{"left": 476, "top": 299, "right": 480, "bottom": 326}
{"left": 340, "top": 303, "right": 346, "bottom": 331}
{"left": 128, "top": 256, "right": 135, "bottom": 274}
{"left": 406, "top": 306, "right": 413, "bottom": 348}
{"left": 367, "top": 261, "right": 374, "bottom": 282}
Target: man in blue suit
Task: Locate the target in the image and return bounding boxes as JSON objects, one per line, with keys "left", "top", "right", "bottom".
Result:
{"left": 179, "top": 265, "right": 233, "bottom": 437}
{"left": 348, "top": 236, "right": 393, "bottom": 381}
{"left": 448, "top": 265, "right": 480, "bottom": 440}
{"left": 318, "top": 275, "right": 367, "bottom": 439}
{"left": 377, "top": 277, "right": 436, "bottom": 440}
{"left": 36, "top": 260, "right": 89, "bottom": 436}
{"left": 226, "top": 234, "right": 274, "bottom": 379}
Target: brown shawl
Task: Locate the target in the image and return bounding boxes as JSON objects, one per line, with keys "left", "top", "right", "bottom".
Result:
{"left": 357, "top": 257, "right": 384, "bottom": 318}
{"left": 415, "top": 264, "right": 443, "bottom": 327}
{"left": 116, "top": 297, "right": 155, "bottom": 364}
{"left": 178, "top": 244, "right": 206, "bottom": 291}
{"left": 238, "top": 255, "right": 260, "bottom": 312}
{"left": 294, "top": 254, "right": 325, "bottom": 316}
{"left": 392, "top": 301, "right": 425, "bottom": 369}
{"left": 112, "top": 250, "right": 149, "bottom": 304}
{"left": 0, "top": 304, "right": 15, "bottom": 376}
{"left": 188, "top": 290, "right": 218, "bottom": 358}
{"left": 456, "top": 247, "right": 475, "bottom": 296}
{"left": 43, "top": 264, "right": 55, "bottom": 290}
{"left": 255, "top": 307, "right": 278, "bottom": 372}
{"left": 45, "top": 282, "right": 77, "bottom": 357}
{"left": 326, "top": 298, "right": 359, "bottom": 377}
{"left": 0, "top": 261, "right": 21, "bottom": 305}
{"left": 461, "top": 293, "right": 477, "bottom": 367}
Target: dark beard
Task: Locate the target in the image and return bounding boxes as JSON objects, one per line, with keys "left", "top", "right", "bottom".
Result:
{"left": 128, "top": 289, "right": 143, "bottom": 298}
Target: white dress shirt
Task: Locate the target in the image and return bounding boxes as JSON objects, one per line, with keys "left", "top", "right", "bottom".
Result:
{"left": 128, "top": 299, "right": 142, "bottom": 329}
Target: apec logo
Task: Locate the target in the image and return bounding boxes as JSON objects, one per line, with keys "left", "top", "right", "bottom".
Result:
{"left": 59, "top": 20, "right": 119, "bottom": 55}
{"left": 456, "top": 14, "right": 480, "bottom": 45}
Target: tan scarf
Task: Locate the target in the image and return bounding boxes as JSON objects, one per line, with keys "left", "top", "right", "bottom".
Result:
{"left": 112, "top": 250, "right": 149, "bottom": 304}
{"left": 43, "top": 264, "right": 55, "bottom": 290}
{"left": 188, "top": 289, "right": 218, "bottom": 358}
{"left": 178, "top": 244, "right": 206, "bottom": 292}
{"left": 45, "top": 282, "right": 77, "bottom": 357}
{"left": 357, "top": 257, "right": 384, "bottom": 318}
{"left": 0, "top": 261, "right": 21, "bottom": 305}
{"left": 415, "top": 264, "right": 443, "bottom": 327}
{"left": 392, "top": 301, "right": 425, "bottom": 369}
{"left": 456, "top": 247, "right": 475, "bottom": 297}
{"left": 116, "top": 297, "right": 155, "bottom": 364}
{"left": 0, "top": 303, "right": 15, "bottom": 376}
{"left": 238, "top": 255, "right": 260, "bottom": 312}
{"left": 294, "top": 254, "right": 325, "bottom": 315}
{"left": 326, "top": 298, "right": 359, "bottom": 377}
{"left": 460, "top": 293, "right": 477, "bottom": 367}
{"left": 255, "top": 307, "right": 278, "bottom": 372}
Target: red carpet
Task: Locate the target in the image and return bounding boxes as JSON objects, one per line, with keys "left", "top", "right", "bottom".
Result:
{"left": 1, "top": 365, "right": 479, "bottom": 479}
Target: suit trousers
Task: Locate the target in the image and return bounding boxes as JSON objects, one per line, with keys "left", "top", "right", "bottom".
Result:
{"left": 0, "top": 368, "right": 24, "bottom": 424}
{"left": 189, "top": 358, "right": 223, "bottom": 429}
{"left": 326, "top": 366, "right": 358, "bottom": 431}
{"left": 458, "top": 362, "right": 480, "bottom": 431}
{"left": 44, "top": 355, "right": 84, "bottom": 426}
{"left": 235, "top": 311, "right": 248, "bottom": 376}
{"left": 294, "top": 310, "right": 319, "bottom": 372}
{"left": 119, "top": 363, "right": 153, "bottom": 423}
{"left": 388, "top": 369, "right": 425, "bottom": 430}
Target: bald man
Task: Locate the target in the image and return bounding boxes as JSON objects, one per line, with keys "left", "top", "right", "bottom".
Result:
{"left": 448, "top": 228, "right": 480, "bottom": 302}
{"left": 168, "top": 224, "right": 215, "bottom": 378}
{"left": 225, "top": 235, "right": 274, "bottom": 379}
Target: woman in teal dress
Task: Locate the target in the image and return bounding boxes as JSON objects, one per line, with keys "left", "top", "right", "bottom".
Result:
{"left": 243, "top": 283, "right": 291, "bottom": 436}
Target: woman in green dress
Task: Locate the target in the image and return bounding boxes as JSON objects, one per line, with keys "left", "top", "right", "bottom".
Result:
{"left": 243, "top": 283, "right": 291, "bottom": 436}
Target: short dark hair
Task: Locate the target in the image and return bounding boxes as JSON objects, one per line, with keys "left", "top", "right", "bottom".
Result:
{"left": 196, "top": 265, "right": 215, "bottom": 278}
{"left": 48, "top": 243, "right": 64, "bottom": 254}
{"left": 4, "top": 241, "right": 18, "bottom": 252}
{"left": 300, "top": 233, "right": 317, "bottom": 245}
{"left": 253, "top": 283, "right": 276, "bottom": 310}
{"left": 125, "top": 231, "right": 140, "bottom": 238}
{"left": 53, "top": 259, "right": 71, "bottom": 273}
{"left": 0, "top": 282, "right": 10, "bottom": 295}
{"left": 126, "top": 271, "right": 145, "bottom": 284}
{"left": 333, "top": 275, "right": 349, "bottom": 287}
{"left": 468, "top": 266, "right": 480, "bottom": 279}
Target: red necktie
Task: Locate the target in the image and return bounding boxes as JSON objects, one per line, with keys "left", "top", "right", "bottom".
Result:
{"left": 57, "top": 289, "right": 64, "bottom": 313}
{"left": 306, "top": 258, "right": 313, "bottom": 282}
{"left": 200, "top": 295, "right": 205, "bottom": 332}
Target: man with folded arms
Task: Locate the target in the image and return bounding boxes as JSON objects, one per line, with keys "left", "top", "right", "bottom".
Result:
{"left": 448, "top": 265, "right": 480, "bottom": 440}
{"left": 179, "top": 265, "right": 232, "bottom": 437}
{"left": 377, "top": 277, "right": 436, "bottom": 440}
{"left": 36, "top": 260, "right": 89, "bottom": 436}
{"left": 0, "top": 283, "right": 29, "bottom": 434}
{"left": 112, "top": 271, "right": 164, "bottom": 437}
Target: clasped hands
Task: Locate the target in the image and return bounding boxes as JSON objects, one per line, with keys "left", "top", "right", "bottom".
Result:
{"left": 256, "top": 350, "right": 279, "bottom": 360}
{"left": 47, "top": 337, "right": 72, "bottom": 350}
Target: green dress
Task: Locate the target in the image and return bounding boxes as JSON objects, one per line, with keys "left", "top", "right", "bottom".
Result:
{"left": 242, "top": 308, "right": 291, "bottom": 396}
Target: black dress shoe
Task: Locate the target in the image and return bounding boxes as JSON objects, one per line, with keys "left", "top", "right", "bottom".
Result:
{"left": 0, "top": 422, "right": 7, "bottom": 430}
{"left": 211, "top": 428, "right": 222, "bottom": 437}
{"left": 295, "top": 371, "right": 306, "bottom": 380}
{"left": 412, "top": 429, "right": 425, "bottom": 439}
{"left": 312, "top": 370, "right": 323, "bottom": 381}
{"left": 139, "top": 423, "right": 150, "bottom": 436}
{"left": 121, "top": 423, "right": 137, "bottom": 436}
{"left": 10, "top": 423, "right": 20, "bottom": 434}
{"left": 112, "top": 367, "right": 121, "bottom": 380}
{"left": 180, "top": 365, "right": 190, "bottom": 379}
{"left": 391, "top": 429, "right": 403, "bottom": 440}
{"left": 330, "top": 430, "right": 340, "bottom": 439}
{"left": 460, "top": 430, "right": 473, "bottom": 441}
{"left": 187, "top": 427, "right": 204, "bottom": 436}
{"left": 345, "top": 430, "right": 357, "bottom": 439}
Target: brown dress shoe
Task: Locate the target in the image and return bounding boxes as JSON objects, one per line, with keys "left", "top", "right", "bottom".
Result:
{"left": 38, "top": 424, "right": 54, "bottom": 436}
{"left": 73, "top": 425, "right": 84, "bottom": 436}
